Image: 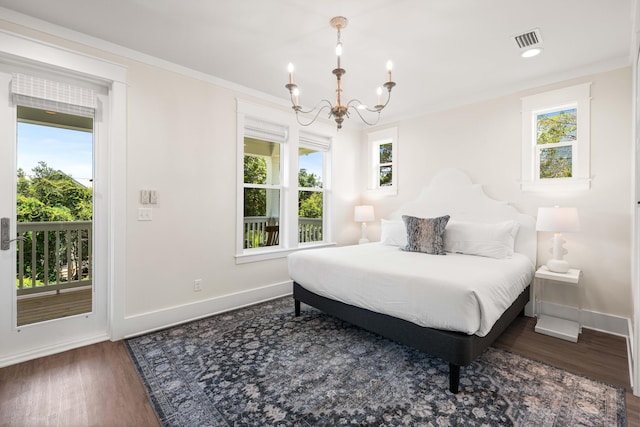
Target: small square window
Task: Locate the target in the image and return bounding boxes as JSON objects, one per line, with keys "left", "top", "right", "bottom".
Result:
{"left": 521, "top": 84, "right": 590, "bottom": 191}
{"left": 367, "top": 127, "right": 398, "bottom": 194}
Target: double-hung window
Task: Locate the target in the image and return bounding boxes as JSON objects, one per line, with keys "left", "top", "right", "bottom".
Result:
{"left": 367, "top": 127, "right": 398, "bottom": 195}
{"left": 236, "top": 100, "right": 334, "bottom": 263}
{"left": 521, "top": 83, "right": 591, "bottom": 191}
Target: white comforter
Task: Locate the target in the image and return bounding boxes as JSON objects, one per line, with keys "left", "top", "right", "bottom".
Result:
{"left": 288, "top": 243, "right": 534, "bottom": 336}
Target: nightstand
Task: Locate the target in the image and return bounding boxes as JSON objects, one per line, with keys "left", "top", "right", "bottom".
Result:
{"left": 534, "top": 266, "right": 582, "bottom": 342}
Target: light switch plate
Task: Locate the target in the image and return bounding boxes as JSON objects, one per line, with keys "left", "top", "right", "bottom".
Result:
{"left": 137, "top": 208, "right": 152, "bottom": 221}
{"left": 149, "top": 190, "right": 158, "bottom": 204}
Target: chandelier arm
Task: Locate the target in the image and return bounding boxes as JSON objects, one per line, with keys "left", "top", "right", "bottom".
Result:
{"left": 290, "top": 96, "right": 333, "bottom": 115}
{"left": 348, "top": 105, "right": 382, "bottom": 126}
{"left": 294, "top": 103, "right": 333, "bottom": 127}
{"left": 379, "top": 87, "right": 393, "bottom": 109}
{"left": 346, "top": 98, "right": 382, "bottom": 114}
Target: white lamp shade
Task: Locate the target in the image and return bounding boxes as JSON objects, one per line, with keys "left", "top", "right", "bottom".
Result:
{"left": 354, "top": 205, "right": 375, "bottom": 222}
{"left": 536, "top": 207, "right": 580, "bottom": 233}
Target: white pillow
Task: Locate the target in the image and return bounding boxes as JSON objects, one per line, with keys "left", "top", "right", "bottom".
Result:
{"left": 443, "top": 220, "right": 520, "bottom": 259}
{"left": 380, "top": 219, "right": 407, "bottom": 247}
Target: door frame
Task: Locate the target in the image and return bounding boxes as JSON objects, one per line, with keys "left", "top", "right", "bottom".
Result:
{"left": 0, "top": 29, "right": 127, "bottom": 366}
{"left": 632, "top": 0, "right": 640, "bottom": 397}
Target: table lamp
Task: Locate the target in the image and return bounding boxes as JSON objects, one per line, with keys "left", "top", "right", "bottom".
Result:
{"left": 536, "top": 206, "right": 580, "bottom": 273}
{"left": 354, "top": 205, "right": 375, "bottom": 244}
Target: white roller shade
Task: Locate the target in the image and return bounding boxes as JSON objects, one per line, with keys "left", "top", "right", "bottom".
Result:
{"left": 300, "top": 130, "right": 331, "bottom": 151}
{"left": 244, "top": 116, "right": 288, "bottom": 143}
{"left": 11, "top": 73, "right": 97, "bottom": 117}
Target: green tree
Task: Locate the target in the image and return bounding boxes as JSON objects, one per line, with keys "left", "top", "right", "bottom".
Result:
{"left": 298, "top": 168, "right": 322, "bottom": 189}
{"left": 18, "top": 161, "right": 92, "bottom": 222}
{"left": 298, "top": 168, "right": 322, "bottom": 219}
{"left": 536, "top": 110, "right": 576, "bottom": 145}
{"left": 537, "top": 110, "right": 576, "bottom": 178}
{"left": 299, "top": 192, "right": 322, "bottom": 218}
{"left": 243, "top": 155, "right": 267, "bottom": 217}
{"left": 16, "top": 161, "right": 92, "bottom": 285}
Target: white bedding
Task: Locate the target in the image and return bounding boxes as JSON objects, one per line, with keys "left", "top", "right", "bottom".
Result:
{"left": 288, "top": 243, "right": 534, "bottom": 336}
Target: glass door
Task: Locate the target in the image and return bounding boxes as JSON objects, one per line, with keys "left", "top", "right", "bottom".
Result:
{"left": 15, "top": 106, "right": 94, "bottom": 326}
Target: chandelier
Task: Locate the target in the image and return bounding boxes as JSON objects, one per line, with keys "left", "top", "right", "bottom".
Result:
{"left": 285, "top": 16, "right": 396, "bottom": 130}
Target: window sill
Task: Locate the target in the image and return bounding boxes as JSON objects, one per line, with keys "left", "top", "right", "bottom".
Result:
{"left": 520, "top": 177, "right": 591, "bottom": 192}
{"left": 235, "top": 242, "right": 337, "bottom": 264}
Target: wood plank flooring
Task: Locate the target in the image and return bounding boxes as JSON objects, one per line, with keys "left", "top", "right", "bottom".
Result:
{"left": 17, "top": 288, "right": 92, "bottom": 326}
{"left": 0, "top": 314, "right": 637, "bottom": 426}
{"left": 0, "top": 340, "right": 160, "bottom": 427}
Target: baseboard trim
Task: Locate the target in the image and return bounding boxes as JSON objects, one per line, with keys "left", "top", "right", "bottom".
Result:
{"left": 537, "top": 301, "right": 630, "bottom": 338}
{"left": 0, "top": 334, "right": 109, "bottom": 368}
{"left": 119, "top": 280, "right": 293, "bottom": 339}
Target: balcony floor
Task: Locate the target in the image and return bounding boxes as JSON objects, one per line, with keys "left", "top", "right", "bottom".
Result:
{"left": 17, "top": 288, "right": 92, "bottom": 326}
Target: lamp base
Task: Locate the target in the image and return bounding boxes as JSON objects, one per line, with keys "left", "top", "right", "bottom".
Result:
{"left": 358, "top": 238, "right": 370, "bottom": 245}
{"left": 546, "top": 258, "right": 570, "bottom": 274}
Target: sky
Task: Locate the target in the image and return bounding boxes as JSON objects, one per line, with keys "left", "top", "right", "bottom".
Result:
{"left": 17, "top": 122, "right": 93, "bottom": 186}
{"left": 298, "top": 150, "right": 323, "bottom": 182}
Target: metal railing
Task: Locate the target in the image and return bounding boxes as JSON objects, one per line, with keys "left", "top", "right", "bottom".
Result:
{"left": 243, "top": 217, "right": 322, "bottom": 248}
{"left": 16, "top": 221, "right": 92, "bottom": 296}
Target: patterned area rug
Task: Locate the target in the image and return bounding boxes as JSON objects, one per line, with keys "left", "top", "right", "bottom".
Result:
{"left": 126, "top": 297, "right": 626, "bottom": 426}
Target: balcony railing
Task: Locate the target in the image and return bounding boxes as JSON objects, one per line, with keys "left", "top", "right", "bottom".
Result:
{"left": 243, "top": 217, "right": 322, "bottom": 248}
{"left": 16, "top": 221, "right": 92, "bottom": 296}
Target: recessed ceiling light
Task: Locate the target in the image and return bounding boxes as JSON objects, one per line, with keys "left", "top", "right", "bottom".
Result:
{"left": 521, "top": 47, "right": 542, "bottom": 58}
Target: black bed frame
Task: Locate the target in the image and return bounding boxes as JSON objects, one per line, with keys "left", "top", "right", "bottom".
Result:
{"left": 293, "top": 281, "right": 530, "bottom": 394}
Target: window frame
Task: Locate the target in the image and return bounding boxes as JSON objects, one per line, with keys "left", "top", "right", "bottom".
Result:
{"left": 235, "top": 100, "right": 335, "bottom": 264}
{"left": 367, "top": 127, "right": 398, "bottom": 196}
{"left": 521, "top": 83, "right": 591, "bottom": 191}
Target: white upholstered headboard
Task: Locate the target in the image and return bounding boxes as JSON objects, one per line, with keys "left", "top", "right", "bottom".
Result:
{"left": 388, "top": 169, "right": 537, "bottom": 266}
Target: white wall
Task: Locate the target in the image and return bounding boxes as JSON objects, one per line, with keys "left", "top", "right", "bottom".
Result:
{"left": 0, "top": 20, "right": 363, "bottom": 339}
{"left": 123, "top": 62, "right": 362, "bottom": 317}
{"left": 364, "top": 67, "right": 633, "bottom": 320}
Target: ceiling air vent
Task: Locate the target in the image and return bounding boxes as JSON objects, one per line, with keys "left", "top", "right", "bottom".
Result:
{"left": 513, "top": 28, "right": 543, "bottom": 57}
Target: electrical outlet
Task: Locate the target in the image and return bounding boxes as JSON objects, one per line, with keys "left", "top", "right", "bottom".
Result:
{"left": 194, "top": 279, "right": 202, "bottom": 292}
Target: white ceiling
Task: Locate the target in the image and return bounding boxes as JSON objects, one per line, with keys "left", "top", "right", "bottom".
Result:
{"left": 0, "top": 1, "right": 633, "bottom": 127}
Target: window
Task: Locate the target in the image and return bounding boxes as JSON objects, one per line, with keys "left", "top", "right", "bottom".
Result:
{"left": 521, "top": 83, "right": 591, "bottom": 191}
{"left": 367, "top": 127, "right": 398, "bottom": 195}
{"left": 298, "top": 147, "right": 326, "bottom": 244}
{"left": 236, "top": 100, "right": 334, "bottom": 263}
{"left": 243, "top": 138, "right": 281, "bottom": 249}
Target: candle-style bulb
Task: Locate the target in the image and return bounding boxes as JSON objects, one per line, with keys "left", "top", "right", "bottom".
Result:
{"left": 386, "top": 60, "right": 393, "bottom": 71}
{"left": 293, "top": 87, "right": 300, "bottom": 106}
{"left": 287, "top": 63, "right": 294, "bottom": 85}
{"left": 335, "top": 42, "right": 343, "bottom": 57}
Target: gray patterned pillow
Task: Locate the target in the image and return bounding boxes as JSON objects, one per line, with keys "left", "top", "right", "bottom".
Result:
{"left": 402, "top": 215, "right": 450, "bottom": 255}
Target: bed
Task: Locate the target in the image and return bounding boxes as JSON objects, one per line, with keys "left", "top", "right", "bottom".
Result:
{"left": 288, "top": 169, "right": 536, "bottom": 393}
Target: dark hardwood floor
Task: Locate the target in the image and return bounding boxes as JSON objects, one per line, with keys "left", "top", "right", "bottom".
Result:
{"left": 0, "top": 340, "right": 160, "bottom": 427}
{"left": 0, "top": 315, "right": 637, "bottom": 426}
